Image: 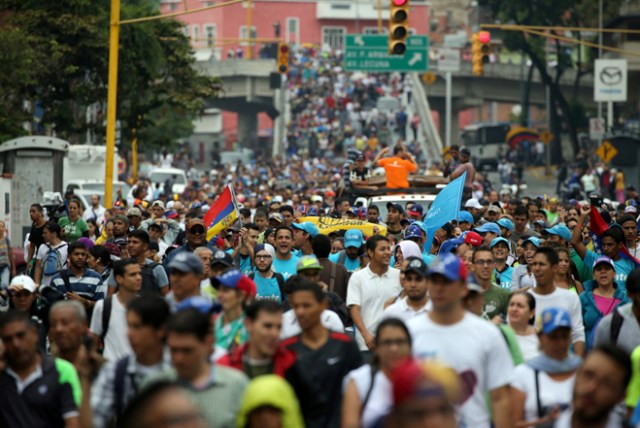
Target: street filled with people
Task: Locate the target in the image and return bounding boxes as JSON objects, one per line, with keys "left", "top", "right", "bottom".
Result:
{"left": 0, "top": 50, "right": 639, "bottom": 428}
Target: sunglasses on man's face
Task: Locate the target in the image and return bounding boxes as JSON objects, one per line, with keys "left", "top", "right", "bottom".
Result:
{"left": 189, "top": 227, "right": 206, "bottom": 235}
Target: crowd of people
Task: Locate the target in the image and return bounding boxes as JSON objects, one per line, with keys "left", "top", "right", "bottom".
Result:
{"left": 0, "top": 48, "right": 638, "bottom": 428}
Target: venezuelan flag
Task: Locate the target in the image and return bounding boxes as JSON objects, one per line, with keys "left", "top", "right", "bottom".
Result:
{"left": 204, "top": 184, "right": 238, "bottom": 241}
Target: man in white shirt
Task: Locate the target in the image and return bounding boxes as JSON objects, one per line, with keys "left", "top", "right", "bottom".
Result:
{"left": 383, "top": 256, "right": 431, "bottom": 322}
{"left": 347, "top": 235, "right": 401, "bottom": 354}
{"left": 528, "top": 246, "right": 585, "bottom": 356}
{"left": 407, "top": 252, "right": 514, "bottom": 428}
{"left": 83, "top": 194, "right": 106, "bottom": 224}
{"left": 90, "top": 258, "right": 140, "bottom": 361}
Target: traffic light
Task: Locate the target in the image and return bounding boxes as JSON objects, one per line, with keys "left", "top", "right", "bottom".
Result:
{"left": 471, "top": 31, "right": 491, "bottom": 76}
{"left": 277, "top": 43, "right": 289, "bottom": 74}
{"left": 389, "top": 0, "right": 410, "bottom": 55}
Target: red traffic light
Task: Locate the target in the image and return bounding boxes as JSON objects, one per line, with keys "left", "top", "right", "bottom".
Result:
{"left": 279, "top": 45, "right": 289, "bottom": 54}
{"left": 478, "top": 31, "right": 490, "bottom": 44}
{"left": 392, "top": 0, "right": 408, "bottom": 5}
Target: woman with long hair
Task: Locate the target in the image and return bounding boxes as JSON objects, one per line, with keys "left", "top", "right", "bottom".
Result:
{"left": 87, "top": 245, "right": 113, "bottom": 283}
{"left": 507, "top": 292, "right": 540, "bottom": 361}
{"left": 511, "top": 308, "right": 581, "bottom": 427}
{"left": 58, "top": 198, "right": 89, "bottom": 243}
{"left": 554, "top": 248, "right": 583, "bottom": 294}
{"left": 341, "top": 318, "right": 413, "bottom": 428}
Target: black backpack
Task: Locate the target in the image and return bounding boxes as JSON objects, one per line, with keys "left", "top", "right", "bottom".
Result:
{"left": 610, "top": 309, "right": 624, "bottom": 344}
{"left": 140, "top": 262, "right": 161, "bottom": 294}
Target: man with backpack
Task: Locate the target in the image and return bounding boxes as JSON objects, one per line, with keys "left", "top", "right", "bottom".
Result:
{"left": 250, "top": 244, "right": 285, "bottom": 303}
{"left": 50, "top": 241, "right": 105, "bottom": 316}
{"left": 91, "top": 295, "right": 172, "bottom": 428}
{"left": 106, "top": 230, "right": 169, "bottom": 297}
{"left": 90, "top": 259, "right": 141, "bottom": 361}
{"left": 329, "top": 229, "right": 364, "bottom": 273}
{"left": 34, "top": 222, "right": 69, "bottom": 287}
{"left": 593, "top": 267, "right": 640, "bottom": 354}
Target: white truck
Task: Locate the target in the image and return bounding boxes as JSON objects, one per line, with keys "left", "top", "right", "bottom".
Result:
{"left": 0, "top": 136, "right": 69, "bottom": 245}
{"left": 63, "top": 144, "right": 122, "bottom": 191}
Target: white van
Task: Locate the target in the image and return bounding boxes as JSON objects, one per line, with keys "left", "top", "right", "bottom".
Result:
{"left": 148, "top": 168, "right": 188, "bottom": 194}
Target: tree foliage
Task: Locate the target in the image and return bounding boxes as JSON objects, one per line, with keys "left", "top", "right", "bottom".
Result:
{"left": 0, "top": 0, "right": 220, "bottom": 148}
{"left": 479, "top": 0, "right": 623, "bottom": 158}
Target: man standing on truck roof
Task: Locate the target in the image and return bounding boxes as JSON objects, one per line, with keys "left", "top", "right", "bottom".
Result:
{"left": 373, "top": 144, "right": 417, "bottom": 189}
{"left": 450, "top": 146, "right": 476, "bottom": 188}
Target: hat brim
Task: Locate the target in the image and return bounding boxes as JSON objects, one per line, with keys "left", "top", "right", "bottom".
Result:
{"left": 168, "top": 261, "right": 202, "bottom": 275}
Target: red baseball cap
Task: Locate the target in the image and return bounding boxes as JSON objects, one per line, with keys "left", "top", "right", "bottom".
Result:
{"left": 463, "top": 231, "right": 483, "bottom": 247}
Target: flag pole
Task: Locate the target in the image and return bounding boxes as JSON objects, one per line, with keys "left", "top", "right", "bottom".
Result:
{"left": 228, "top": 184, "right": 242, "bottom": 227}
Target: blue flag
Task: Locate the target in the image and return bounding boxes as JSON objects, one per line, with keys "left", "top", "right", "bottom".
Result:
{"left": 423, "top": 173, "right": 466, "bottom": 251}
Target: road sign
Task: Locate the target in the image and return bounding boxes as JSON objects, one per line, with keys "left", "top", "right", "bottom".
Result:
{"left": 539, "top": 131, "right": 554, "bottom": 144}
{"left": 596, "top": 141, "right": 618, "bottom": 163}
{"left": 421, "top": 72, "right": 436, "bottom": 85}
{"left": 589, "top": 118, "right": 605, "bottom": 141}
{"left": 594, "top": 59, "right": 627, "bottom": 102}
{"left": 437, "top": 48, "right": 460, "bottom": 72}
{"left": 344, "top": 34, "right": 429, "bottom": 72}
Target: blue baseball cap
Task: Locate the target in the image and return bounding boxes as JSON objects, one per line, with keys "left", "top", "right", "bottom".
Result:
{"left": 458, "top": 211, "right": 474, "bottom": 224}
{"left": 522, "top": 236, "right": 541, "bottom": 248}
{"left": 168, "top": 251, "right": 204, "bottom": 275}
{"left": 400, "top": 218, "right": 416, "bottom": 227}
{"left": 307, "top": 206, "right": 319, "bottom": 216}
{"left": 497, "top": 218, "right": 514, "bottom": 232}
{"left": 404, "top": 224, "right": 424, "bottom": 240}
{"left": 490, "top": 237, "right": 510, "bottom": 249}
{"left": 439, "top": 238, "right": 464, "bottom": 255}
{"left": 536, "top": 307, "right": 572, "bottom": 334}
{"left": 429, "top": 253, "right": 468, "bottom": 282}
{"left": 344, "top": 229, "right": 364, "bottom": 249}
{"left": 544, "top": 225, "right": 571, "bottom": 242}
{"left": 408, "top": 204, "right": 424, "bottom": 216}
{"left": 176, "top": 296, "right": 220, "bottom": 314}
{"left": 387, "top": 202, "right": 406, "bottom": 216}
{"left": 474, "top": 222, "right": 501, "bottom": 235}
{"left": 292, "top": 221, "right": 320, "bottom": 238}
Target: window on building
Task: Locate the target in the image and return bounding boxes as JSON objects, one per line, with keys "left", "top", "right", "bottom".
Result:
{"left": 240, "top": 26, "right": 257, "bottom": 46}
{"left": 204, "top": 25, "right": 216, "bottom": 47}
{"left": 322, "top": 27, "right": 346, "bottom": 50}
{"left": 192, "top": 25, "right": 200, "bottom": 47}
{"left": 286, "top": 17, "right": 299, "bottom": 45}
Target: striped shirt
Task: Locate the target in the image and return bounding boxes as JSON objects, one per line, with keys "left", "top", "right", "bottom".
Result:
{"left": 51, "top": 268, "right": 105, "bottom": 301}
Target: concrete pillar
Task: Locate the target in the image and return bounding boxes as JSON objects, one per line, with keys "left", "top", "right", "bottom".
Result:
{"left": 437, "top": 107, "right": 460, "bottom": 146}
{"left": 237, "top": 110, "right": 258, "bottom": 150}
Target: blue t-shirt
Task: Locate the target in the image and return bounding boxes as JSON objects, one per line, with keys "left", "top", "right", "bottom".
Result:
{"left": 584, "top": 249, "right": 634, "bottom": 292}
{"left": 238, "top": 255, "right": 253, "bottom": 276}
{"left": 495, "top": 266, "right": 514, "bottom": 289}
{"left": 253, "top": 274, "right": 282, "bottom": 303}
{"left": 329, "top": 252, "right": 360, "bottom": 272}
{"left": 272, "top": 256, "right": 300, "bottom": 280}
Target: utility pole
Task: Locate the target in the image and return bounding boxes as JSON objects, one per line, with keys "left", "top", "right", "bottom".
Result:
{"left": 104, "top": 0, "right": 121, "bottom": 208}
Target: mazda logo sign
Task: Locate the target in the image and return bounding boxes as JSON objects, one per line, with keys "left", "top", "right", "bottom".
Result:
{"left": 600, "top": 67, "right": 623, "bottom": 86}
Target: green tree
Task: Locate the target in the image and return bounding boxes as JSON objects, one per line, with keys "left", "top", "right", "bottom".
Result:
{"left": 479, "top": 0, "right": 622, "bottom": 159}
{"left": 0, "top": 0, "right": 220, "bottom": 148}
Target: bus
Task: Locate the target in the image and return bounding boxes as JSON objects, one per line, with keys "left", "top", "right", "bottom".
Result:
{"left": 460, "top": 122, "right": 511, "bottom": 170}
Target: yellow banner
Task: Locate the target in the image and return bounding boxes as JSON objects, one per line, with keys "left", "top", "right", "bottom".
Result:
{"left": 299, "top": 216, "right": 387, "bottom": 237}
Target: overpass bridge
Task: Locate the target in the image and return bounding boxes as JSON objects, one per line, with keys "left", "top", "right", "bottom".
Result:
{"left": 196, "top": 58, "right": 596, "bottom": 153}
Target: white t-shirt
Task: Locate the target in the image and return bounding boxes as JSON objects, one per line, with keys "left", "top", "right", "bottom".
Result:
{"left": 280, "top": 309, "right": 344, "bottom": 339}
{"left": 347, "top": 266, "right": 402, "bottom": 350}
{"left": 515, "top": 333, "right": 541, "bottom": 361}
{"left": 528, "top": 287, "right": 585, "bottom": 344}
{"left": 342, "top": 365, "right": 392, "bottom": 428}
{"left": 90, "top": 295, "right": 132, "bottom": 361}
{"left": 407, "top": 312, "right": 514, "bottom": 428}
{"left": 512, "top": 364, "right": 575, "bottom": 422}
{"left": 554, "top": 409, "right": 624, "bottom": 428}
{"left": 83, "top": 205, "right": 106, "bottom": 224}
{"left": 36, "top": 242, "right": 69, "bottom": 286}
{"left": 382, "top": 296, "right": 431, "bottom": 323}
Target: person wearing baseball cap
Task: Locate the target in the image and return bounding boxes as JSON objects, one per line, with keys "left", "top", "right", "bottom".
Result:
{"left": 474, "top": 222, "right": 501, "bottom": 247}
{"left": 329, "top": 229, "right": 363, "bottom": 273}
{"left": 457, "top": 211, "right": 475, "bottom": 232}
{"left": 464, "top": 198, "right": 483, "bottom": 218}
{"left": 484, "top": 204, "right": 502, "bottom": 223}
{"left": 497, "top": 218, "right": 514, "bottom": 240}
{"left": 491, "top": 237, "right": 513, "bottom": 289}
{"left": 291, "top": 222, "right": 320, "bottom": 257}
{"left": 580, "top": 256, "right": 629, "bottom": 347}
{"left": 127, "top": 207, "right": 143, "bottom": 230}
{"left": 383, "top": 257, "right": 431, "bottom": 322}
{"left": 407, "top": 204, "right": 424, "bottom": 220}
{"left": 162, "top": 218, "right": 214, "bottom": 274}
{"left": 406, "top": 252, "right": 514, "bottom": 427}
{"left": 210, "top": 249, "right": 235, "bottom": 276}
{"left": 166, "top": 251, "right": 208, "bottom": 309}
{"left": 543, "top": 224, "right": 571, "bottom": 247}
{"left": 6, "top": 275, "right": 38, "bottom": 313}
{"left": 212, "top": 269, "right": 257, "bottom": 351}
